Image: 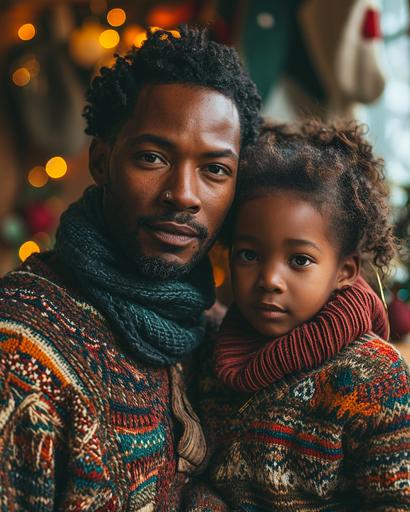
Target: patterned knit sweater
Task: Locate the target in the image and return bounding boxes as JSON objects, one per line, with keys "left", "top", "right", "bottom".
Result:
{"left": 0, "top": 253, "right": 194, "bottom": 511}
{"left": 185, "top": 335, "right": 410, "bottom": 511}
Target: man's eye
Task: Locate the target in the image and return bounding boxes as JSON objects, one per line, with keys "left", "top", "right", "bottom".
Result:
{"left": 205, "top": 164, "right": 230, "bottom": 176}
{"left": 290, "top": 255, "right": 313, "bottom": 268}
{"left": 135, "top": 153, "right": 164, "bottom": 165}
{"left": 237, "top": 249, "right": 258, "bottom": 262}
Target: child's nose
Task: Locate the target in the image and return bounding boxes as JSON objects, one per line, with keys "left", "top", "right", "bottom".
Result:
{"left": 258, "top": 264, "right": 287, "bottom": 293}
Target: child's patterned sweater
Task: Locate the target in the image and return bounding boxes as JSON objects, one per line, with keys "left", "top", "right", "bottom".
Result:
{"left": 186, "top": 334, "right": 410, "bottom": 511}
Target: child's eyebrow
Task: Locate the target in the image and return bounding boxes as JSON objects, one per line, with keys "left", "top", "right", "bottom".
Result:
{"left": 285, "top": 239, "right": 322, "bottom": 252}
{"left": 234, "top": 234, "right": 259, "bottom": 243}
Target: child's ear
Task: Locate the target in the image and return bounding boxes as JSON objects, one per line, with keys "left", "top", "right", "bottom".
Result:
{"left": 336, "top": 254, "right": 360, "bottom": 289}
{"left": 89, "top": 138, "right": 110, "bottom": 186}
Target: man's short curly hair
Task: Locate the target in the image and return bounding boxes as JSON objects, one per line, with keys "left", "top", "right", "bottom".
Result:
{"left": 83, "top": 25, "right": 261, "bottom": 148}
{"left": 221, "top": 120, "right": 397, "bottom": 273}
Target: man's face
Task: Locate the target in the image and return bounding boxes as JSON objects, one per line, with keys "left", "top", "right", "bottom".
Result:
{"left": 90, "top": 83, "right": 241, "bottom": 278}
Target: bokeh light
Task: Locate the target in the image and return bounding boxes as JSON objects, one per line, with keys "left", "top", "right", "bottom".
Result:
{"left": 12, "top": 67, "right": 31, "bottom": 87}
{"left": 24, "top": 57, "right": 40, "bottom": 77}
{"left": 147, "top": 5, "right": 188, "bottom": 27}
{"left": 99, "top": 29, "right": 120, "bottom": 49}
{"left": 19, "top": 240, "right": 40, "bottom": 262}
{"left": 123, "top": 25, "right": 146, "bottom": 48}
{"left": 18, "top": 23, "right": 36, "bottom": 41}
{"left": 33, "top": 231, "right": 52, "bottom": 250}
{"left": 45, "top": 157, "right": 67, "bottom": 179}
{"left": 28, "top": 166, "right": 49, "bottom": 188}
{"left": 1, "top": 215, "right": 26, "bottom": 244}
{"left": 134, "top": 30, "right": 148, "bottom": 48}
{"left": 213, "top": 265, "right": 226, "bottom": 288}
{"left": 107, "top": 8, "right": 126, "bottom": 27}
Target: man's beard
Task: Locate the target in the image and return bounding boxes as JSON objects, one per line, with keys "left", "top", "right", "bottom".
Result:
{"left": 132, "top": 250, "right": 203, "bottom": 279}
{"left": 115, "top": 213, "right": 214, "bottom": 280}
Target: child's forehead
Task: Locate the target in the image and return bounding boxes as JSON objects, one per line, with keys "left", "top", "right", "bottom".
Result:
{"left": 234, "top": 190, "right": 335, "bottom": 249}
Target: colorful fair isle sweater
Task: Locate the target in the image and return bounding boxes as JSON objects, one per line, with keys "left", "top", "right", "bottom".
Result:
{"left": 0, "top": 253, "right": 197, "bottom": 511}
{"left": 185, "top": 335, "right": 410, "bottom": 511}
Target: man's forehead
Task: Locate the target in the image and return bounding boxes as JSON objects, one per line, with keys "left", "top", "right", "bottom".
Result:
{"left": 117, "top": 83, "right": 241, "bottom": 149}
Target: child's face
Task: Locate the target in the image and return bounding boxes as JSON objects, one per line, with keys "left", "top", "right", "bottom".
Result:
{"left": 230, "top": 191, "right": 358, "bottom": 338}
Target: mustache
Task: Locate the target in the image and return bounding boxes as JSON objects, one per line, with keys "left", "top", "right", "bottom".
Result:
{"left": 136, "top": 213, "right": 208, "bottom": 240}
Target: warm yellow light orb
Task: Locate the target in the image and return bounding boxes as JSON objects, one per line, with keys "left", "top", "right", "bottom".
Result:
{"left": 12, "top": 67, "right": 31, "bottom": 87}
{"left": 133, "top": 31, "right": 148, "bottom": 48}
{"left": 19, "top": 240, "right": 40, "bottom": 262}
{"left": 123, "top": 25, "right": 145, "bottom": 48}
{"left": 45, "top": 156, "right": 67, "bottom": 179}
{"left": 99, "top": 29, "right": 120, "bottom": 49}
{"left": 107, "top": 8, "right": 126, "bottom": 27}
{"left": 18, "top": 23, "right": 36, "bottom": 41}
{"left": 28, "top": 166, "right": 49, "bottom": 188}
{"left": 213, "top": 265, "right": 226, "bottom": 288}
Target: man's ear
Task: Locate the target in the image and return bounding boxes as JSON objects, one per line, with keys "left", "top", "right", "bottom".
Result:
{"left": 336, "top": 253, "right": 360, "bottom": 289}
{"left": 89, "top": 138, "right": 110, "bottom": 186}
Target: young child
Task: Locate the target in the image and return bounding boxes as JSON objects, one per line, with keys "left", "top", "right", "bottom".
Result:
{"left": 185, "top": 121, "right": 410, "bottom": 511}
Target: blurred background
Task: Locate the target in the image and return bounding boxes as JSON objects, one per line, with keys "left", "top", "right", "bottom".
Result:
{"left": 0, "top": 0, "right": 409, "bottom": 342}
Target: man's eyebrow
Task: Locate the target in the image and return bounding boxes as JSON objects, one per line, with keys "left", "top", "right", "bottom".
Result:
{"left": 125, "top": 134, "right": 239, "bottom": 160}
{"left": 125, "top": 134, "right": 176, "bottom": 150}
{"left": 286, "top": 238, "right": 322, "bottom": 252}
{"left": 202, "top": 149, "right": 238, "bottom": 161}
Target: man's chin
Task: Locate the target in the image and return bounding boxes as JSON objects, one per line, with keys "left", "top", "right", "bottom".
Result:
{"left": 131, "top": 253, "right": 202, "bottom": 280}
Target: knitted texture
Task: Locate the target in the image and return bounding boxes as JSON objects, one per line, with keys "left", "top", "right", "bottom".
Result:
{"left": 192, "top": 335, "right": 410, "bottom": 511}
{"left": 55, "top": 185, "right": 215, "bottom": 365}
{"left": 0, "top": 253, "right": 190, "bottom": 511}
{"left": 215, "top": 277, "right": 389, "bottom": 392}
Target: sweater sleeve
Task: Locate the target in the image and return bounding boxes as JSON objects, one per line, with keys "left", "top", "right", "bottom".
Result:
{"left": 349, "top": 359, "right": 410, "bottom": 511}
{"left": 0, "top": 339, "right": 62, "bottom": 511}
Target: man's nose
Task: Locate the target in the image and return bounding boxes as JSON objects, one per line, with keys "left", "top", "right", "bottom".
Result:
{"left": 258, "top": 262, "right": 287, "bottom": 293}
{"left": 160, "top": 162, "right": 201, "bottom": 213}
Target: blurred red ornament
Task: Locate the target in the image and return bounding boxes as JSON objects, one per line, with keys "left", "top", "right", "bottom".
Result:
{"left": 24, "top": 203, "right": 55, "bottom": 234}
{"left": 147, "top": 3, "right": 192, "bottom": 28}
{"left": 361, "top": 8, "right": 382, "bottom": 39}
{"left": 388, "top": 294, "right": 410, "bottom": 341}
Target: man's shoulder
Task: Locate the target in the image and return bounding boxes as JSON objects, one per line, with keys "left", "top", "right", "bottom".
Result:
{"left": 0, "top": 253, "right": 110, "bottom": 388}
{"left": 0, "top": 252, "right": 102, "bottom": 325}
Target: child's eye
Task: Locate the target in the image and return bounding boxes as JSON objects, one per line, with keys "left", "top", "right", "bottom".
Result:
{"left": 290, "top": 255, "right": 313, "bottom": 268}
{"left": 236, "top": 249, "right": 258, "bottom": 262}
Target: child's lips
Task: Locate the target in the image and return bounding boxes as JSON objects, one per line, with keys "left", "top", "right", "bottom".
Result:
{"left": 254, "top": 302, "right": 288, "bottom": 320}
{"left": 257, "top": 302, "right": 287, "bottom": 313}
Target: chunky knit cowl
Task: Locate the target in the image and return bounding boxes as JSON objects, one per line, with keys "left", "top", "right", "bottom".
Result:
{"left": 55, "top": 186, "right": 215, "bottom": 365}
{"left": 215, "top": 278, "right": 388, "bottom": 392}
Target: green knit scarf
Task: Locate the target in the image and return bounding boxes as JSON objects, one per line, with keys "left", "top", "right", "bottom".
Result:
{"left": 55, "top": 186, "right": 215, "bottom": 365}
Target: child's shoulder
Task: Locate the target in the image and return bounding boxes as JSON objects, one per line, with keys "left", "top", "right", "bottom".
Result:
{"left": 339, "top": 334, "right": 409, "bottom": 378}
{"left": 277, "top": 335, "right": 410, "bottom": 424}
{"left": 311, "top": 334, "right": 410, "bottom": 411}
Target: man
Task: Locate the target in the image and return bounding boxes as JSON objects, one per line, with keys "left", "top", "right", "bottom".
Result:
{"left": 0, "top": 26, "right": 261, "bottom": 511}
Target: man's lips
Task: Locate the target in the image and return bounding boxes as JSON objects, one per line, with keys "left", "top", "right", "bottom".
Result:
{"left": 143, "top": 221, "right": 200, "bottom": 248}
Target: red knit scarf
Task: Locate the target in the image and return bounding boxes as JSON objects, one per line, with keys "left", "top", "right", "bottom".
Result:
{"left": 215, "top": 277, "right": 388, "bottom": 392}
